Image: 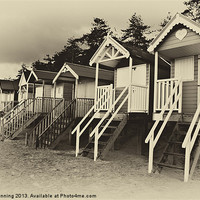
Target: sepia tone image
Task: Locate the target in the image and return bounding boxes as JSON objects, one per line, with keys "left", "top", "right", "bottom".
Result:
{"left": 0, "top": 0, "right": 200, "bottom": 199}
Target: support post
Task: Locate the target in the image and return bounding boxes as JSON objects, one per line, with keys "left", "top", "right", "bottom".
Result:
{"left": 128, "top": 57, "right": 132, "bottom": 112}
{"left": 94, "top": 63, "right": 99, "bottom": 112}
{"left": 42, "top": 80, "right": 45, "bottom": 113}
{"left": 26, "top": 83, "right": 29, "bottom": 99}
{"left": 184, "top": 143, "right": 190, "bottom": 182}
{"left": 153, "top": 52, "right": 158, "bottom": 113}
{"left": 33, "top": 82, "right": 35, "bottom": 113}
{"left": 94, "top": 129, "right": 98, "bottom": 161}
{"left": 76, "top": 126, "right": 80, "bottom": 157}
{"left": 148, "top": 134, "right": 154, "bottom": 173}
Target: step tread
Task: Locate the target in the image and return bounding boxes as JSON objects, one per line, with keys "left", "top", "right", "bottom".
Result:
{"left": 101, "top": 125, "right": 117, "bottom": 129}
{"left": 168, "top": 141, "right": 182, "bottom": 144}
{"left": 156, "top": 162, "right": 184, "bottom": 170}
{"left": 164, "top": 152, "right": 185, "bottom": 157}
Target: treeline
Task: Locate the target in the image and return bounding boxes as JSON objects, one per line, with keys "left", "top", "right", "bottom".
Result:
{"left": 19, "top": 0, "right": 200, "bottom": 74}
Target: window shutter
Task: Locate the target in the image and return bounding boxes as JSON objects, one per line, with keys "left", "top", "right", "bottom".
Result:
{"left": 175, "top": 56, "right": 194, "bottom": 81}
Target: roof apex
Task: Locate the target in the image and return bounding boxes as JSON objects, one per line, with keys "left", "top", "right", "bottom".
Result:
{"left": 148, "top": 13, "right": 200, "bottom": 53}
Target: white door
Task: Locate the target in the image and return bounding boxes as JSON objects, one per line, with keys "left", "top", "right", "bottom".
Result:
{"left": 130, "top": 64, "right": 148, "bottom": 112}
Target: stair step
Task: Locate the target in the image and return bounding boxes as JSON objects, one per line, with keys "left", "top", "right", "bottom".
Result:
{"left": 102, "top": 133, "right": 113, "bottom": 137}
{"left": 157, "top": 162, "right": 184, "bottom": 170}
{"left": 168, "top": 141, "right": 182, "bottom": 144}
{"left": 91, "top": 141, "right": 107, "bottom": 145}
{"left": 101, "top": 125, "right": 117, "bottom": 129}
{"left": 175, "top": 130, "right": 186, "bottom": 135}
{"left": 164, "top": 152, "right": 185, "bottom": 157}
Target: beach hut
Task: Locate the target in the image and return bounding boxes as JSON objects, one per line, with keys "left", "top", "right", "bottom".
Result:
{"left": 0, "top": 79, "right": 18, "bottom": 114}
{"left": 145, "top": 13, "right": 200, "bottom": 182}
{"left": 71, "top": 34, "right": 169, "bottom": 161}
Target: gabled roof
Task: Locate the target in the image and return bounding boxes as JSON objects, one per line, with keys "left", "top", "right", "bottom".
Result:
{"left": 0, "top": 79, "right": 19, "bottom": 91}
{"left": 53, "top": 62, "right": 114, "bottom": 83}
{"left": 148, "top": 13, "right": 200, "bottom": 53}
{"left": 27, "top": 69, "right": 57, "bottom": 83}
{"left": 89, "top": 34, "right": 130, "bottom": 66}
{"left": 24, "top": 70, "right": 31, "bottom": 81}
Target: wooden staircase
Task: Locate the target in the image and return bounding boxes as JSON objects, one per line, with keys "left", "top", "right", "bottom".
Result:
{"left": 156, "top": 121, "right": 200, "bottom": 180}
{"left": 82, "top": 115, "right": 127, "bottom": 159}
{"left": 1, "top": 97, "right": 62, "bottom": 140}
{"left": 72, "top": 85, "right": 129, "bottom": 161}
{"left": 27, "top": 99, "right": 76, "bottom": 148}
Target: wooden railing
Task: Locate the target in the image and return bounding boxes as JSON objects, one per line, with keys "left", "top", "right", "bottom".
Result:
{"left": 95, "top": 84, "right": 113, "bottom": 111}
{"left": 27, "top": 98, "right": 94, "bottom": 148}
{"left": 72, "top": 94, "right": 111, "bottom": 157}
{"left": 90, "top": 85, "right": 129, "bottom": 161}
{"left": 182, "top": 103, "right": 200, "bottom": 182}
{"left": 131, "top": 85, "right": 148, "bottom": 112}
{"left": 30, "top": 99, "right": 76, "bottom": 148}
{"left": 76, "top": 98, "right": 94, "bottom": 118}
{"left": 145, "top": 79, "right": 182, "bottom": 173}
{"left": 0, "top": 101, "right": 17, "bottom": 114}
{"left": 155, "top": 78, "right": 182, "bottom": 113}
{"left": 1, "top": 97, "right": 62, "bottom": 139}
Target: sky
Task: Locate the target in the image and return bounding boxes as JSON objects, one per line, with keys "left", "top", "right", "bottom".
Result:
{"left": 0, "top": 0, "right": 187, "bottom": 79}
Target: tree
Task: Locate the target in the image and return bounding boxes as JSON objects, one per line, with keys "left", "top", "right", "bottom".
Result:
{"left": 17, "top": 63, "right": 29, "bottom": 78}
{"left": 182, "top": 0, "right": 200, "bottom": 22}
{"left": 77, "top": 17, "right": 111, "bottom": 64}
{"left": 121, "top": 13, "right": 151, "bottom": 50}
{"left": 159, "top": 12, "right": 172, "bottom": 29}
{"left": 29, "top": 17, "right": 111, "bottom": 71}
{"left": 53, "top": 37, "right": 83, "bottom": 71}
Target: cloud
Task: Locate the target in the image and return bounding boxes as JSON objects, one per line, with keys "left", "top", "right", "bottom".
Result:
{"left": 0, "top": 0, "right": 186, "bottom": 78}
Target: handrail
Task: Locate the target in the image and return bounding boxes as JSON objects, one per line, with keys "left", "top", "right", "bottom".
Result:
{"left": 2, "top": 99, "right": 26, "bottom": 120}
{"left": 145, "top": 79, "right": 182, "bottom": 174}
{"left": 72, "top": 86, "right": 114, "bottom": 157}
{"left": 2, "top": 97, "right": 63, "bottom": 139}
{"left": 90, "top": 85, "right": 129, "bottom": 138}
{"left": 181, "top": 103, "right": 200, "bottom": 182}
{"left": 92, "top": 85, "right": 129, "bottom": 161}
{"left": 3, "top": 98, "right": 34, "bottom": 125}
{"left": 182, "top": 103, "right": 200, "bottom": 148}
{"left": 131, "top": 84, "right": 148, "bottom": 88}
{"left": 31, "top": 99, "right": 76, "bottom": 148}
{"left": 27, "top": 98, "right": 64, "bottom": 141}
{"left": 38, "top": 99, "right": 75, "bottom": 138}
{"left": 145, "top": 79, "right": 182, "bottom": 143}
{"left": 72, "top": 87, "right": 112, "bottom": 136}
{"left": 156, "top": 78, "right": 179, "bottom": 82}
{"left": 98, "top": 94, "right": 128, "bottom": 139}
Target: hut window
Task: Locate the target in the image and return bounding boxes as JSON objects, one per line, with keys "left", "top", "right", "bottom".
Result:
{"left": 175, "top": 56, "right": 194, "bottom": 81}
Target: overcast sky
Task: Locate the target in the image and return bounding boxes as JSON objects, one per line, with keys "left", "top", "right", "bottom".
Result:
{"left": 0, "top": 0, "right": 186, "bottom": 79}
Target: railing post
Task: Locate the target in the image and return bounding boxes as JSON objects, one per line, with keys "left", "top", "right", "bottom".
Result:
{"left": 76, "top": 126, "right": 80, "bottom": 157}
{"left": 153, "top": 52, "right": 158, "bottom": 113}
{"left": 109, "top": 84, "right": 113, "bottom": 112}
{"left": 184, "top": 142, "right": 191, "bottom": 182}
{"left": 148, "top": 134, "right": 154, "bottom": 173}
{"left": 178, "top": 81, "right": 182, "bottom": 113}
{"left": 94, "top": 129, "right": 98, "bottom": 161}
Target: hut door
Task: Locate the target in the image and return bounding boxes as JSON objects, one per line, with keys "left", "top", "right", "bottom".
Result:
{"left": 130, "top": 64, "right": 147, "bottom": 112}
{"left": 63, "top": 82, "right": 75, "bottom": 101}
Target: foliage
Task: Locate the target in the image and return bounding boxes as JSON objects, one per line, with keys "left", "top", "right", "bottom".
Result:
{"left": 159, "top": 12, "right": 172, "bottom": 29}
{"left": 17, "top": 63, "right": 29, "bottom": 79}
{"left": 182, "top": 0, "right": 200, "bottom": 22}
{"left": 121, "top": 13, "right": 151, "bottom": 51}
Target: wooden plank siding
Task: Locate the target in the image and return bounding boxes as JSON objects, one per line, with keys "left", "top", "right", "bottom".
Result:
{"left": 158, "top": 25, "right": 200, "bottom": 52}
{"left": 171, "top": 55, "right": 198, "bottom": 114}
{"left": 114, "top": 64, "right": 150, "bottom": 113}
